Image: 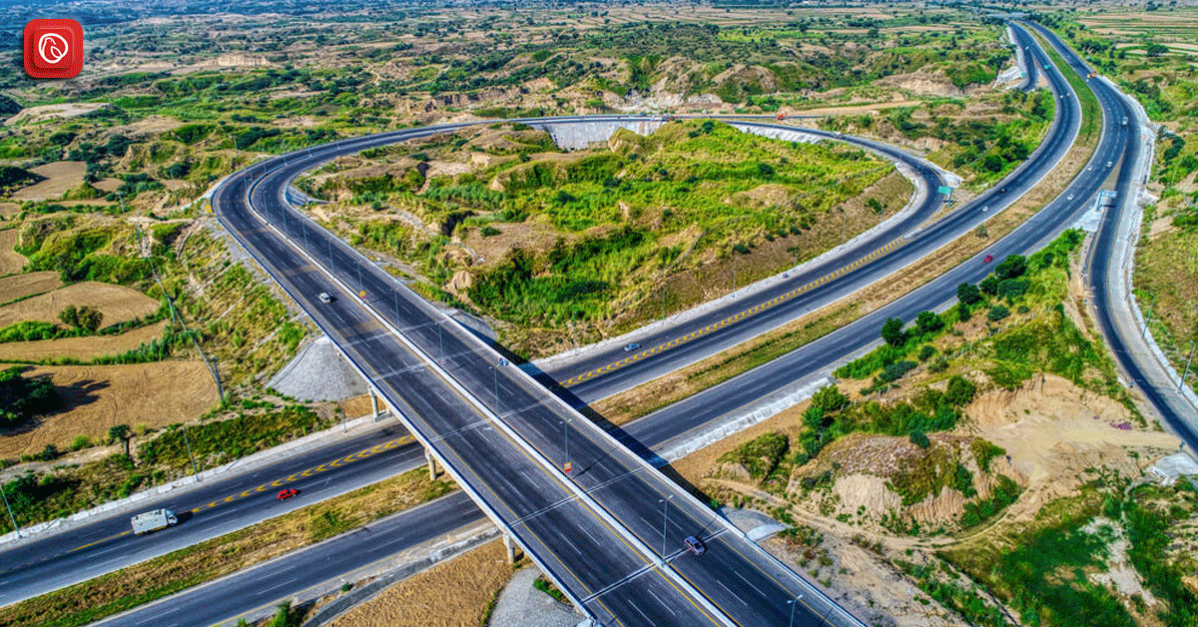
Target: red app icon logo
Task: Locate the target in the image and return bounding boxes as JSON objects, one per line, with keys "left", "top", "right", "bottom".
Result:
{"left": 24, "top": 19, "right": 84, "bottom": 79}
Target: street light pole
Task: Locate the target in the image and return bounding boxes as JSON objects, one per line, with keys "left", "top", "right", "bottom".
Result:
{"left": 1, "top": 483, "right": 19, "bottom": 538}
{"left": 658, "top": 495, "right": 673, "bottom": 561}
{"left": 788, "top": 594, "right": 804, "bottom": 627}
{"left": 1181, "top": 341, "right": 1196, "bottom": 391}
{"left": 183, "top": 424, "right": 200, "bottom": 478}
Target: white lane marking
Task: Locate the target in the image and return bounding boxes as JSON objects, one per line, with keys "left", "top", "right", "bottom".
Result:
{"left": 718, "top": 580, "right": 750, "bottom": 606}
{"left": 259, "top": 577, "right": 298, "bottom": 595}
{"left": 650, "top": 589, "right": 677, "bottom": 616}
{"left": 734, "top": 570, "right": 769, "bottom": 599}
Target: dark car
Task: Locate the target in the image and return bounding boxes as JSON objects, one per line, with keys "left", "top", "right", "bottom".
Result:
{"left": 277, "top": 488, "right": 300, "bottom": 501}
{"left": 683, "top": 535, "right": 706, "bottom": 556}
{"left": 998, "top": 187, "right": 1008, "bottom": 194}
{"left": 984, "top": 254, "right": 994, "bottom": 263}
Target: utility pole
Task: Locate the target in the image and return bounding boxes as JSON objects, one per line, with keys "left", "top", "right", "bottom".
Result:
{"left": 1181, "top": 341, "right": 1196, "bottom": 391}
{"left": 1, "top": 483, "right": 19, "bottom": 538}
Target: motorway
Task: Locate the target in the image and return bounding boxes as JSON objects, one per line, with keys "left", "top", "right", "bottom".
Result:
{"left": 1026, "top": 21, "right": 1198, "bottom": 451}
{"left": 0, "top": 21, "right": 1145, "bottom": 627}
{"left": 549, "top": 24, "right": 1075, "bottom": 402}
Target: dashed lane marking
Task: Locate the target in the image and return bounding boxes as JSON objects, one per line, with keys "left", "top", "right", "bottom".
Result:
{"left": 561, "top": 238, "right": 909, "bottom": 387}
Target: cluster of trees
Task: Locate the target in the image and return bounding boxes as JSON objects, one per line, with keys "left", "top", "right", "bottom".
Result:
{"left": 59, "top": 305, "right": 104, "bottom": 332}
{"left": 0, "top": 367, "right": 58, "bottom": 429}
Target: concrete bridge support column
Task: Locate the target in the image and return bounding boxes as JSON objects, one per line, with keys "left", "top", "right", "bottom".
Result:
{"left": 370, "top": 390, "right": 380, "bottom": 422}
{"left": 426, "top": 448, "right": 438, "bottom": 480}
{"left": 503, "top": 534, "right": 520, "bottom": 564}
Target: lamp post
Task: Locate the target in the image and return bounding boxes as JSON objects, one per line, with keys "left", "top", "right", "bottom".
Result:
{"left": 788, "top": 594, "right": 805, "bottom": 627}
{"left": 658, "top": 495, "right": 673, "bottom": 561}
{"left": 1, "top": 483, "right": 19, "bottom": 538}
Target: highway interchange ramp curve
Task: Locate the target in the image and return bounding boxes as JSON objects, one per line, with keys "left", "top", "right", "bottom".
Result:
{"left": 7, "top": 19, "right": 1192, "bottom": 627}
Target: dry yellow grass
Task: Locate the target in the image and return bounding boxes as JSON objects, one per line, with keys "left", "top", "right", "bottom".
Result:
{"left": 0, "top": 469, "right": 458, "bottom": 627}
{"left": 0, "top": 282, "right": 159, "bottom": 329}
{"left": 0, "top": 271, "right": 61, "bottom": 304}
{"left": 329, "top": 540, "right": 514, "bottom": 627}
{"left": 0, "top": 319, "right": 168, "bottom": 363}
{"left": 0, "top": 361, "right": 218, "bottom": 458}
{"left": 0, "top": 229, "right": 25, "bottom": 276}
{"left": 10, "top": 162, "right": 86, "bottom": 202}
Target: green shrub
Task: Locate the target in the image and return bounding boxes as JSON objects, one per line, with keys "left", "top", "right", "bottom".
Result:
{"left": 987, "top": 305, "right": 1010, "bottom": 322}
{"left": 909, "top": 431, "right": 930, "bottom": 449}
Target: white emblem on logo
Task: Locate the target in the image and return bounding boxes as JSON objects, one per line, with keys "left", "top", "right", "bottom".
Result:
{"left": 38, "top": 33, "right": 69, "bottom": 64}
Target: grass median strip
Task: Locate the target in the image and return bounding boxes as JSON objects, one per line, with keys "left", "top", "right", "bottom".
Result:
{"left": 1, "top": 468, "right": 457, "bottom": 627}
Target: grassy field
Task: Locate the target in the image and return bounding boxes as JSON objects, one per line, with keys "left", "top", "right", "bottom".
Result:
{"left": 0, "top": 467, "right": 457, "bottom": 627}
{"left": 312, "top": 119, "right": 910, "bottom": 356}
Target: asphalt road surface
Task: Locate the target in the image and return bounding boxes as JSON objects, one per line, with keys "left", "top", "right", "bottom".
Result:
{"left": 1026, "top": 21, "right": 1198, "bottom": 451}
{"left": 549, "top": 24, "right": 1078, "bottom": 403}
{"left": 0, "top": 23, "right": 1138, "bottom": 627}
{"left": 218, "top": 112, "right": 864, "bottom": 624}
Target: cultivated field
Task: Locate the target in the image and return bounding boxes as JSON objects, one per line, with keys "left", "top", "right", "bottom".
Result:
{"left": 0, "top": 361, "right": 218, "bottom": 458}
{"left": 0, "top": 319, "right": 168, "bottom": 362}
{"left": 9, "top": 162, "right": 86, "bottom": 202}
{"left": 0, "top": 228, "right": 24, "bottom": 275}
{"left": 0, "top": 271, "right": 61, "bottom": 304}
{"left": 0, "top": 282, "right": 159, "bottom": 328}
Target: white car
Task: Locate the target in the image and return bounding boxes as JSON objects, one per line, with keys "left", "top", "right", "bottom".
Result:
{"left": 318, "top": 292, "right": 332, "bottom": 304}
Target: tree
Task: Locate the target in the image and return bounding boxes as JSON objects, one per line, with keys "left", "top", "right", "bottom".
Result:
{"left": 995, "top": 255, "right": 1027, "bottom": 280}
{"left": 881, "top": 317, "right": 906, "bottom": 347}
{"left": 957, "top": 282, "right": 983, "bottom": 306}
{"left": 77, "top": 306, "right": 103, "bottom": 332}
{"left": 979, "top": 275, "right": 1000, "bottom": 296}
{"left": 916, "top": 311, "right": 944, "bottom": 335}
{"left": 0, "top": 367, "right": 58, "bottom": 428}
{"left": 909, "top": 430, "right": 930, "bottom": 449}
{"left": 945, "top": 375, "right": 977, "bottom": 407}
{"left": 109, "top": 424, "right": 131, "bottom": 457}
{"left": 58, "top": 304, "right": 79, "bottom": 328}
{"left": 988, "top": 305, "right": 1010, "bottom": 322}
{"left": 810, "top": 385, "right": 849, "bottom": 414}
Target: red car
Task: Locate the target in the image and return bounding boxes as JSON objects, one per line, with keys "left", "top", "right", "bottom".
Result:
{"left": 277, "top": 488, "right": 300, "bottom": 501}
{"left": 983, "top": 254, "right": 994, "bottom": 263}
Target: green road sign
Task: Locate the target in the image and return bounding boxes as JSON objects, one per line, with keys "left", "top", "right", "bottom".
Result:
{"left": 938, "top": 185, "right": 953, "bottom": 196}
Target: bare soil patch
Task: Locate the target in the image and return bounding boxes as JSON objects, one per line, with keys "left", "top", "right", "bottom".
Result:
{"left": 0, "top": 319, "right": 167, "bottom": 362}
{"left": 0, "top": 203, "right": 18, "bottom": 218}
{"left": 329, "top": 540, "right": 513, "bottom": 627}
{"left": 3, "top": 103, "right": 109, "bottom": 126}
{"left": 0, "top": 228, "right": 25, "bottom": 275}
{"left": 10, "top": 162, "right": 87, "bottom": 202}
{"left": 0, "top": 282, "right": 159, "bottom": 329}
{"left": 0, "top": 361, "right": 218, "bottom": 458}
{"left": 0, "top": 271, "right": 60, "bottom": 304}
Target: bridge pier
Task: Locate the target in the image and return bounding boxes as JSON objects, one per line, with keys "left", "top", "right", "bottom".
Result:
{"left": 503, "top": 534, "right": 521, "bottom": 564}
{"left": 369, "top": 390, "right": 380, "bottom": 422}
{"left": 426, "top": 448, "right": 438, "bottom": 480}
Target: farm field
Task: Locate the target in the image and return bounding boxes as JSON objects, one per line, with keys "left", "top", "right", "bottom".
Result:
{"left": 0, "top": 282, "right": 159, "bottom": 329}
{"left": 0, "top": 228, "right": 24, "bottom": 275}
{"left": 9, "top": 162, "right": 86, "bottom": 202}
{"left": 0, "top": 361, "right": 218, "bottom": 459}
{"left": 0, "top": 271, "right": 61, "bottom": 305}
{"left": 0, "top": 319, "right": 169, "bottom": 362}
